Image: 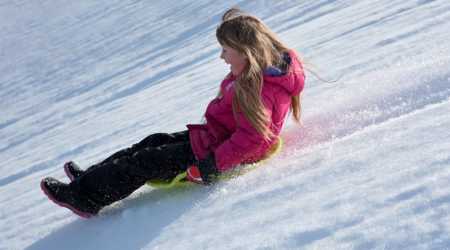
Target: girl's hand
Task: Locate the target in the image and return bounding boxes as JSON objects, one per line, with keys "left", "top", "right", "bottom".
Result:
{"left": 186, "top": 154, "right": 218, "bottom": 185}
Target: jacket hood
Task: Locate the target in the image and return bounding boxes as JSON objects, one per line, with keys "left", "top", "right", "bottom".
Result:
{"left": 263, "top": 50, "right": 305, "bottom": 96}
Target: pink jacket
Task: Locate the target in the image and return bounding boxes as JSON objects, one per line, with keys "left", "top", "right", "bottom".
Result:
{"left": 187, "top": 50, "right": 305, "bottom": 172}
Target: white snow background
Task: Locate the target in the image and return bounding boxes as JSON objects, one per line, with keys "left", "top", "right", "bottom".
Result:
{"left": 1, "top": 0, "right": 449, "bottom": 249}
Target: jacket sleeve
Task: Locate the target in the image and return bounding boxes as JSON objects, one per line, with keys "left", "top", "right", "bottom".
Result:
{"left": 213, "top": 97, "right": 273, "bottom": 172}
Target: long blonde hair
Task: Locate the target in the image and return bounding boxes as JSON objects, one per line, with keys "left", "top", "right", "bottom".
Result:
{"left": 216, "top": 8, "right": 302, "bottom": 140}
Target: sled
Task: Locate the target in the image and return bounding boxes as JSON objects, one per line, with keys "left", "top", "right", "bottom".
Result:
{"left": 146, "top": 138, "right": 283, "bottom": 188}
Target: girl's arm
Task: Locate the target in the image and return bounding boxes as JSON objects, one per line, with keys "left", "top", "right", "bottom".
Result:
{"left": 214, "top": 103, "right": 273, "bottom": 172}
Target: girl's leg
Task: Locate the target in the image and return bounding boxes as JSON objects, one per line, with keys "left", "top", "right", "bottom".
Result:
{"left": 64, "top": 130, "right": 191, "bottom": 181}
{"left": 71, "top": 141, "right": 195, "bottom": 208}
{"left": 43, "top": 131, "right": 194, "bottom": 217}
{"left": 82, "top": 131, "right": 190, "bottom": 172}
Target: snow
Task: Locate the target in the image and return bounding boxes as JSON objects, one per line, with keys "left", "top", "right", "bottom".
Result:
{"left": 1, "top": 0, "right": 449, "bottom": 249}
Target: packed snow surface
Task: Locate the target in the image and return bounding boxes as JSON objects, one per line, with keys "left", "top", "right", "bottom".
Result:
{"left": 1, "top": 0, "right": 449, "bottom": 249}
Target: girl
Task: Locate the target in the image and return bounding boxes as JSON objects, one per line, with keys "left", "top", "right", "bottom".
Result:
{"left": 41, "top": 8, "right": 305, "bottom": 218}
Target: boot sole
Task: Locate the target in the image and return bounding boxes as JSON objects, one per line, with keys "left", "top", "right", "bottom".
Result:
{"left": 64, "top": 162, "right": 76, "bottom": 182}
{"left": 40, "top": 180, "right": 94, "bottom": 219}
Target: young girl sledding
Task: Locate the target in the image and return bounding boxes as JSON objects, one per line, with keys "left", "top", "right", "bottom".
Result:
{"left": 41, "top": 8, "right": 306, "bottom": 218}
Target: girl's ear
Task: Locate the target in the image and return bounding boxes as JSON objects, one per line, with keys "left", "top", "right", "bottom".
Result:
{"left": 241, "top": 50, "right": 249, "bottom": 59}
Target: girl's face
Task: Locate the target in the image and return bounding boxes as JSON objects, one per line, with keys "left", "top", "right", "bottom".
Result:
{"left": 220, "top": 45, "right": 248, "bottom": 76}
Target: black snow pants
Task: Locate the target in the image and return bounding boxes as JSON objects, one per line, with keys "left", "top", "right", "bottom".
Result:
{"left": 70, "top": 130, "right": 196, "bottom": 207}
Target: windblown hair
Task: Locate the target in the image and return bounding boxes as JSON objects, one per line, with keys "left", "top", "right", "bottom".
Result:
{"left": 216, "top": 8, "right": 302, "bottom": 140}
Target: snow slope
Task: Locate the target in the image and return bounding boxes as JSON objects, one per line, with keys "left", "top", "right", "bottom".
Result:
{"left": 1, "top": 0, "right": 449, "bottom": 249}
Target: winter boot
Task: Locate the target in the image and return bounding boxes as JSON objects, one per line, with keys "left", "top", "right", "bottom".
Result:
{"left": 64, "top": 161, "right": 84, "bottom": 181}
{"left": 40, "top": 177, "right": 102, "bottom": 218}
